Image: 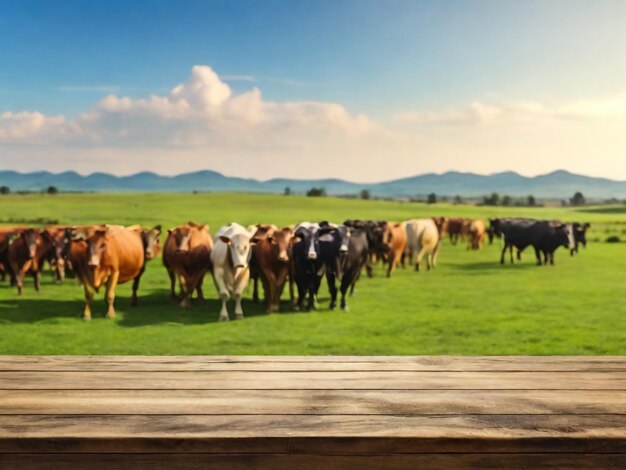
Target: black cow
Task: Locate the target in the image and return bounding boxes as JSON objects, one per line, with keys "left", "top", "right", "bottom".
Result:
{"left": 570, "top": 222, "right": 590, "bottom": 256}
{"left": 318, "top": 222, "right": 356, "bottom": 311}
{"left": 495, "top": 218, "right": 575, "bottom": 266}
{"left": 532, "top": 221, "right": 575, "bottom": 265}
{"left": 291, "top": 223, "right": 325, "bottom": 311}
{"left": 492, "top": 218, "right": 536, "bottom": 264}
{"left": 344, "top": 219, "right": 387, "bottom": 277}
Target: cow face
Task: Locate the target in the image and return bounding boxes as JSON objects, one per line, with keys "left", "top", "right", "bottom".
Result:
{"left": 552, "top": 224, "right": 575, "bottom": 251}
{"left": 20, "top": 229, "right": 40, "bottom": 259}
{"left": 319, "top": 224, "right": 350, "bottom": 255}
{"left": 294, "top": 226, "right": 320, "bottom": 260}
{"left": 87, "top": 230, "right": 107, "bottom": 267}
{"left": 271, "top": 227, "right": 293, "bottom": 263}
{"left": 169, "top": 226, "right": 192, "bottom": 254}
{"left": 220, "top": 231, "right": 253, "bottom": 280}
{"left": 142, "top": 225, "right": 162, "bottom": 260}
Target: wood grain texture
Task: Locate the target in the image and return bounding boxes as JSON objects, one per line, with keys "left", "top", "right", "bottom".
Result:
{"left": 0, "top": 356, "right": 624, "bottom": 468}
{"left": 2, "top": 355, "right": 625, "bottom": 371}
{"left": 1, "top": 389, "right": 625, "bottom": 415}
{"left": 2, "top": 453, "right": 625, "bottom": 470}
{"left": 1, "top": 370, "right": 624, "bottom": 390}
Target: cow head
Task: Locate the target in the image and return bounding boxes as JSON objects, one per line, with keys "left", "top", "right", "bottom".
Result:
{"left": 20, "top": 229, "right": 40, "bottom": 260}
{"left": 570, "top": 222, "right": 590, "bottom": 255}
{"left": 219, "top": 225, "right": 255, "bottom": 276}
{"left": 293, "top": 223, "right": 320, "bottom": 260}
{"left": 432, "top": 217, "right": 449, "bottom": 236}
{"left": 168, "top": 225, "right": 192, "bottom": 254}
{"left": 142, "top": 225, "right": 162, "bottom": 260}
{"left": 271, "top": 227, "right": 293, "bottom": 263}
{"left": 319, "top": 222, "right": 350, "bottom": 256}
{"left": 552, "top": 223, "right": 575, "bottom": 251}
{"left": 86, "top": 229, "right": 108, "bottom": 268}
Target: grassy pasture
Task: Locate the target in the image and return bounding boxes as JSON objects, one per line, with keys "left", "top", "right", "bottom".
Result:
{"left": 0, "top": 193, "right": 624, "bottom": 355}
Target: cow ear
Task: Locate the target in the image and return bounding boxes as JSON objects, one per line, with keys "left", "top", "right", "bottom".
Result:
{"left": 219, "top": 236, "right": 231, "bottom": 245}
{"left": 153, "top": 225, "right": 162, "bottom": 234}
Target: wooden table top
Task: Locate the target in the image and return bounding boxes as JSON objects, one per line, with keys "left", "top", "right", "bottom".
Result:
{"left": 1, "top": 356, "right": 625, "bottom": 469}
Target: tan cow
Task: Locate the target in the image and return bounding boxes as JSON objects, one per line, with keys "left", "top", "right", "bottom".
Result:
{"left": 404, "top": 219, "right": 440, "bottom": 271}
{"left": 381, "top": 222, "right": 407, "bottom": 278}
{"left": 72, "top": 225, "right": 147, "bottom": 320}
{"left": 163, "top": 222, "right": 213, "bottom": 308}
{"left": 467, "top": 219, "right": 487, "bottom": 250}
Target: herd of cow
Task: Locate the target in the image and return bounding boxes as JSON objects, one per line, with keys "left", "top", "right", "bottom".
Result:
{"left": 0, "top": 216, "right": 590, "bottom": 320}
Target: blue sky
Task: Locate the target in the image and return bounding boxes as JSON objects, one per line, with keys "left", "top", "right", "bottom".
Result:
{"left": 1, "top": 0, "right": 626, "bottom": 180}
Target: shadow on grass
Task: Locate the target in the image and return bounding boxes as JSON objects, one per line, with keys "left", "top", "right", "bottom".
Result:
{"left": 0, "top": 286, "right": 330, "bottom": 327}
{"left": 450, "top": 260, "right": 538, "bottom": 272}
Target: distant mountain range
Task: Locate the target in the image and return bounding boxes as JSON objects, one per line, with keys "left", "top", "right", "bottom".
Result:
{"left": 0, "top": 169, "right": 625, "bottom": 199}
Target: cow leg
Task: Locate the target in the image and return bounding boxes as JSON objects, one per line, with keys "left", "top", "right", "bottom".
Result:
{"left": 178, "top": 276, "right": 192, "bottom": 308}
{"left": 195, "top": 275, "right": 205, "bottom": 301}
{"left": 131, "top": 266, "right": 145, "bottom": 306}
{"left": 82, "top": 284, "right": 94, "bottom": 321}
{"left": 550, "top": 252, "right": 555, "bottom": 266}
{"left": 15, "top": 270, "right": 25, "bottom": 296}
{"left": 252, "top": 275, "right": 260, "bottom": 303}
{"left": 415, "top": 247, "right": 427, "bottom": 272}
{"left": 500, "top": 244, "right": 508, "bottom": 264}
{"left": 509, "top": 246, "right": 515, "bottom": 264}
{"left": 167, "top": 269, "right": 177, "bottom": 299}
{"left": 534, "top": 247, "right": 542, "bottom": 266}
{"left": 219, "top": 293, "right": 230, "bottom": 321}
{"left": 234, "top": 292, "right": 245, "bottom": 320}
{"left": 432, "top": 243, "right": 441, "bottom": 269}
{"left": 326, "top": 272, "right": 337, "bottom": 310}
{"left": 32, "top": 269, "right": 41, "bottom": 292}
{"left": 105, "top": 271, "right": 120, "bottom": 319}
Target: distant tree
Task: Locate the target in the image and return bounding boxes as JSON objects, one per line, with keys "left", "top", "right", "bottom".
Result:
{"left": 46, "top": 186, "right": 59, "bottom": 195}
{"left": 0, "top": 186, "right": 9, "bottom": 195}
{"left": 570, "top": 191, "right": 586, "bottom": 206}
{"left": 284, "top": 186, "right": 291, "bottom": 196}
{"left": 483, "top": 192, "right": 500, "bottom": 206}
{"left": 453, "top": 195, "right": 463, "bottom": 205}
{"left": 527, "top": 195, "right": 536, "bottom": 207}
{"left": 359, "top": 189, "right": 371, "bottom": 200}
{"left": 501, "top": 195, "right": 512, "bottom": 206}
{"left": 426, "top": 193, "right": 437, "bottom": 204}
{"left": 306, "top": 187, "right": 326, "bottom": 197}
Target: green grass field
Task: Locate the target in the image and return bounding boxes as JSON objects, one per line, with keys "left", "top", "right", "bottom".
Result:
{"left": 1, "top": 193, "right": 625, "bottom": 355}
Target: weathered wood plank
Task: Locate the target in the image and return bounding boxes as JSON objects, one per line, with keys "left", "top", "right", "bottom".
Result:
{"left": 1, "top": 370, "right": 623, "bottom": 389}
{"left": 1, "top": 389, "right": 624, "bottom": 415}
{"left": 1, "top": 356, "right": 624, "bottom": 372}
{"left": 1, "top": 415, "right": 624, "bottom": 453}
{"left": 2, "top": 453, "right": 626, "bottom": 470}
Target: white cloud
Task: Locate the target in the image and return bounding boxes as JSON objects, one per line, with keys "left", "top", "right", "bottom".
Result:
{"left": 394, "top": 91, "right": 626, "bottom": 126}
{"left": 2, "top": 65, "right": 626, "bottom": 180}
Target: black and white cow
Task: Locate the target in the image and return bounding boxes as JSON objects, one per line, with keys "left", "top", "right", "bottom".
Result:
{"left": 570, "top": 222, "right": 590, "bottom": 256}
{"left": 290, "top": 222, "right": 323, "bottom": 311}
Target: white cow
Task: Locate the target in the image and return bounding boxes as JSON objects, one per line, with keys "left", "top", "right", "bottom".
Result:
{"left": 211, "top": 223, "right": 256, "bottom": 321}
{"left": 404, "top": 219, "right": 441, "bottom": 271}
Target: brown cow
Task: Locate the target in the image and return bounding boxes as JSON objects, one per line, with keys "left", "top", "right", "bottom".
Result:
{"left": 7, "top": 228, "right": 51, "bottom": 295}
{"left": 72, "top": 225, "right": 147, "bottom": 320}
{"left": 467, "top": 219, "right": 487, "bottom": 250}
{"left": 382, "top": 222, "right": 407, "bottom": 278}
{"left": 0, "top": 227, "right": 22, "bottom": 283}
{"left": 42, "top": 227, "right": 73, "bottom": 283}
{"left": 250, "top": 224, "right": 293, "bottom": 313}
{"left": 447, "top": 218, "right": 470, "bottom": 245}
{"left": 163, "top": 222, "right": 213, "bottom": 308}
